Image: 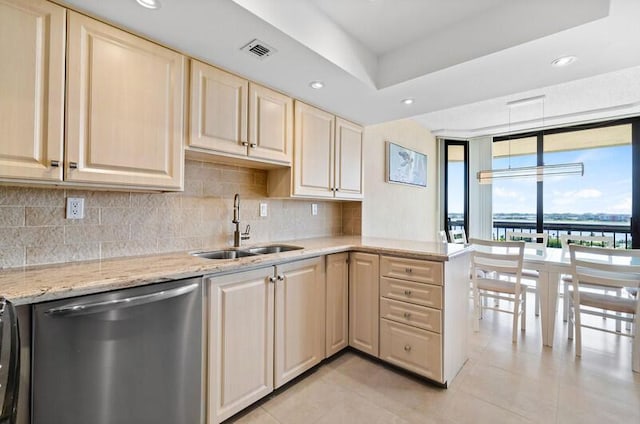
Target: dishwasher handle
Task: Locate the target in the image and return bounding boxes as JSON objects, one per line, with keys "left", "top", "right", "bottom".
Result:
{"left": 44, "top": 283, "right": 199, "bottom": 317}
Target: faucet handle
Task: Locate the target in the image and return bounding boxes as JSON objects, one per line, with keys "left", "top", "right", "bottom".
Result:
{"left": 241, "top": 224, "right": 251, "bottom": 240}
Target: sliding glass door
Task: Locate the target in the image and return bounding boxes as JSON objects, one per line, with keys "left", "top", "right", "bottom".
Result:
{"left": 444, "top": 140, "right": 468, "bottom": 236}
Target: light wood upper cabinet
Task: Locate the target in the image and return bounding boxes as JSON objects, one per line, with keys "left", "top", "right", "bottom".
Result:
{"left": 248, "top": 83, "right": 293, "bottom": 163}
{"left": 187, "top": 61, "right": 293, "bottom": 166}
{"left": 65, "top": 11, "right": 185, "bottom": 190}
{"left": 0, "top": 0, "right": 65, "bottom": 182}
{"left": 268, "top": 101, "right": 363, "bottom": 200}
{"left": 292, "top": 101, "right": 335, "bottom": 198}
{"left": 325, "top": 252, "right": 349, "bottom": 357}
{"left": 334, "top": 118, "right": 364, "bottom": 199}
{"left": 208, "top": 268, "right": 274, "bottom": 424}
{"left": 349, "top": 252, "right": 380, "bottom": 357}
{"left": 189, "top": 61, "right": 248, "bottom": 156}
{"left": 274, "top": 257, "right": 325, "bottom": 388}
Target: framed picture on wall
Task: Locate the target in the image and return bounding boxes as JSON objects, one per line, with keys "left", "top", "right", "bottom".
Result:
{"left": 386, "top": 141, "right": 427, "bottom": 187}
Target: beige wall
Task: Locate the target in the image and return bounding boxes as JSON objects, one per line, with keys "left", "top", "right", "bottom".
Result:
{"left": 362, "top": 119, "right": 438, "bottom": 241}
{"left": 0, "top": 160, "right": 359, "bottom": 269}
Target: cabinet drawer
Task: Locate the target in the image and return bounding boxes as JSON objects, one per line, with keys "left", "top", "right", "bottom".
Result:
{"left": 380, "top": 277, "right": 442, "bottom": 309}
{"left": 380, "top": 256, "right": 442, "bottom": 285}
{"left": 380, "top": 319, "right": 443, "bottom": 382}
{"left": 380, "top": 298, "right": 441, "bottom": 333}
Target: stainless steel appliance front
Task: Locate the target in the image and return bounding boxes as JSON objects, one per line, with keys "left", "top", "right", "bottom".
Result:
{"left": 32, "top": 278, "right": 204, "bottom": 424}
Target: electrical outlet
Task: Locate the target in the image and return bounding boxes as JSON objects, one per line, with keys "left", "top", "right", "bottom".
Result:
{"left": 259, "top": 203, "right": 268, "bottom": 217}
{"left": 66, "top": 197, "right": 84, "bottom": 220}
{"left": 311, "top": 203, "right": 318, "bottom": 216}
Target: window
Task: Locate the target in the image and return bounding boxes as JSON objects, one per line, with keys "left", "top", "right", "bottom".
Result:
{"left": 444, "top": 140, "right": 468, "bottom": 235}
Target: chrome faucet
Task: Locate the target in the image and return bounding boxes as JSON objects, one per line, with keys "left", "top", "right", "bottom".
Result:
{"left": 232, "top": 193, "right": 250, "bottom": 247}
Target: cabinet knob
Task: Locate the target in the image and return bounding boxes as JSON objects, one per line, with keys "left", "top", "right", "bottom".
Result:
{"left": 69, "top": 162, "right": 78, "bottom": 169}
{"left": 276, "top": 275, "right": 284, "bottom": 281}
{"left": 404, "top": 290, "right": 412, "bottom": 297}
{"left": 50, "top": 160, "right": 60, "bottom": 168}
{"left": 403, "top": 312, "right": 411, "bottom": 319}
{"left": 241, "top": 141, "right": 249, "bottom": 146}
{"left": 268, "top": 276, "right": 276, "bottom": 284}
{"left": 405, "top": 267, "right": 413, "bottom": 273}
{"left": 335, "top": 188, "right": 339, "bottom": 192}
{"left": 404, "top": 344, "right": 412, "bottom": 352}
{"left": 249, "top": 143, "right": 257, "bottom": 148}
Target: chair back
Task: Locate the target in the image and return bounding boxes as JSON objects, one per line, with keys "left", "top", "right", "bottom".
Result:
{"left": 469, "top": 238, "right": 525, "bottom": 284}
{"left": 569, "top": 244, "right": 640, "bottom": 292}
{"left": 561, "top": 234, "right": 613, "bottom": 256}
{"left": 437, "top": 230, "right": 448, "bottom": 243}
{"left": 448, "top": 228, "right": 467, "bottom": 244}
{"left": 506, "top": 231, "right": 548, "bottom": 253}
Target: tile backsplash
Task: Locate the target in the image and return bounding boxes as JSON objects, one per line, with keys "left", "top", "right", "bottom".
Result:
{"left": 0, "top": 160, "right": 361, "bottom": 269}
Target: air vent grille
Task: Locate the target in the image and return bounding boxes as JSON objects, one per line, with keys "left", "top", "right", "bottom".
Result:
{"left": 241, "top": 39, "right": 277, "bottom": 60}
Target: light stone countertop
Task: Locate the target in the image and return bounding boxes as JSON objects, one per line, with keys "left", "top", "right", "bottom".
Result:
{"left": 0, "top": 236, "right": 471, "bottom": 305}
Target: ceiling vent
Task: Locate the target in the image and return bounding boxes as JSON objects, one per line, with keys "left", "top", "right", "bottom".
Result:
{"left": 241, "top": 39, "right": 277, "bottom": 60}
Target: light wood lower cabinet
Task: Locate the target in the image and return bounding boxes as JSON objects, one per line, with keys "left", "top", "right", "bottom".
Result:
{"left": 274, "top": 257, "right": 325, "bottom": 388}
{"left": 349, "top": 252, "right": 379, "bottom": 356}
{"left": 208, "top": 267, "right": 274, "bottom": 424}
{"left": 0, "top": 0, "right": 65, "bottom": 182}
{"left": 325, "top": 252, "right": 349, "bottom": 357}
{"left": 207, "top": 256, "right": 325, "bottom": 423}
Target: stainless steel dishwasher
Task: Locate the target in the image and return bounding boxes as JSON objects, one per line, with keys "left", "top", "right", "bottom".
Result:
{"left": 32, "top": 277, "right": 204, "bottom": 424}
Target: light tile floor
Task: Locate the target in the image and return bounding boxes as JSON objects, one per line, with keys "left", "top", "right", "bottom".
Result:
{"left": 228, "top": 300, "right": 640, "bottom": 424}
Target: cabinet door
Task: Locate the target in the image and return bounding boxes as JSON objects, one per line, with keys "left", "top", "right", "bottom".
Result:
{"left": 189, "top": 60, "right": 248, "bottom": 156}
{"left": 325, "top": 252, "right": 349, "bottom": 357}
{"left": 248, "top": 83, "right": 293, "bottom": 164}
{"left": 293, "top": 101, "right": 334, "bottom": 198}
{"left": 274, "top": 257, "right": 325, "bottom": 388}
{"left": 65, "top": 12, "right": 185, "bottom": 189}
{"left": 0, "top": 0, "right": 65, "bottom": 182}
{"left": 334, "top": 118, "right": 363, "bottom": 199}
{"left": 208, "top": 268, "right": 274, "bottom": 424}
{"left": 349, "top": 252, "right": 380, "bottom": 356}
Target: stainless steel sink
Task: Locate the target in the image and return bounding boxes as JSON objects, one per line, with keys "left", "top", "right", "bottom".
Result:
{"left": 245, "top": 245, "right": 304, "bottom": 255}
{"left": 191, "top": 244, "right": 303, "bottom": 260}
{"left": 191, "top": 249, "right": 257, "bottom": 260}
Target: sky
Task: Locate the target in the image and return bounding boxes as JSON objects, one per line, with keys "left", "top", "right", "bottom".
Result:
{"left": 447, "top": 144, "right": 632, "bottom": 216}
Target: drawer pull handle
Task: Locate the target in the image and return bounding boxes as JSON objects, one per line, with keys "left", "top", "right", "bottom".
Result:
{"left": 69, "top": 162, "right": 78, "bottom": 169}
{"left": 405, "top": 268, "right": 413, "bottom": 273}
{"left": 404, "top": 344, "right": 412, "bottom": 352}
{"left": 276, "top": 275, "right": 284, "bottom": 281}
{"left": 241, "top": 141, "right": 249, "bottom": 146}
{"left": 50, "top": 160, "right": 60, "bottom": 167}
{"left": 403, "top": 312, "right": 411, "bottom": 319}
{"left": 404, "top": 290, "right": 412, "bottom": 297}
{"left": 268, "top": 276, "right": 276, "bottom": 284}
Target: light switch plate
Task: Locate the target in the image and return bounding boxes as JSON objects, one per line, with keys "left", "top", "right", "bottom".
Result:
{"left": 260, "top": 203, "right": 268, "bottom": 217}
{"left": 66, "top": 197, "right": 84, "bottom": 219}
{"left": 311, "top": 203, "right": 318, "bottom": 216}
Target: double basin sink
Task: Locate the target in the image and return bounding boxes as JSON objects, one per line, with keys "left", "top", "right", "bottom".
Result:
{"left": 191, "top": 244, "right": 303, "bottom": 260}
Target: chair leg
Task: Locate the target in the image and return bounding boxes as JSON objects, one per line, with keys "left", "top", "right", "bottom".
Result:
{"left": 534, "top": 289, "right": 540, "bottom": 317}
{"left": 633, "top": 317, "right": 639, "bottom": 373}
{"left": 512, "top": 291, "right": 520, "bottom": 343}
{"left": 616, "top": 288, "right": 622, "bottom": 333}
{"left": 575, "top": 304, "right": 582, "bottom": 358}
{"left": 568, "top": 302, "right": 574, "bottom": 340}
{"left": 473, "top": 286, "right": 481, "bottom": 332}
{"left": 563, "top": 281, "right": 569, "bottom": 323}
{"left": 521, "top": 291, "right": 527, "bottom": 331}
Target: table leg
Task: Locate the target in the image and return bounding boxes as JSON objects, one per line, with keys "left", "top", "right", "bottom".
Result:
{"left": 538, "top": 271, "right": 560, "bottom": 347}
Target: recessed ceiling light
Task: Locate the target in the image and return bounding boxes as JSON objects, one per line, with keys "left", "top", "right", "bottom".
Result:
{"left": 401, "top": 98, "right": 414, "bottom": 105}
{"left": 309, "top": 81, "right": 324, "bottom": 89}
{"left": 551, "top": 55, "right": 577, "bottom": 67}
{"left": 136, "top": 0, "right": 161, "bottom": 10}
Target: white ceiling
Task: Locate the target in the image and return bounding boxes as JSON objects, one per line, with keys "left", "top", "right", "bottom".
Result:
{"left": 60, "top": 0, "right": 640, "bottom": 137}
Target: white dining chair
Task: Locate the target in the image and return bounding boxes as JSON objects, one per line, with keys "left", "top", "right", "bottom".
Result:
{"left": 506, "top": 231, "right": 548, "bottom": 317}
{"left": 438, "top": 230, "right": 448, "bottom": 243}
{"left": 469, "top": 238, "right": 526, "bottom": 343}
{"left": 560, "top": 235, "right": 616, "bottom": 326}
{"left": 448, "top": 228, "right": 467, "bottom": 244}
{"left": 567, "top": 244, "right": 640, "bottom": 372}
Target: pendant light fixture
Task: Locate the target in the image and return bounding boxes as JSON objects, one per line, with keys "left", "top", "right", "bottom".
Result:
{"left": 477, "top": 95, "right": 584, "bottom": 184}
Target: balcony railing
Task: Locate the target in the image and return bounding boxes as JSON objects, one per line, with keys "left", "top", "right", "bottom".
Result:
{"left": 447, "top": 219, "right": 632, "bottom": 248}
